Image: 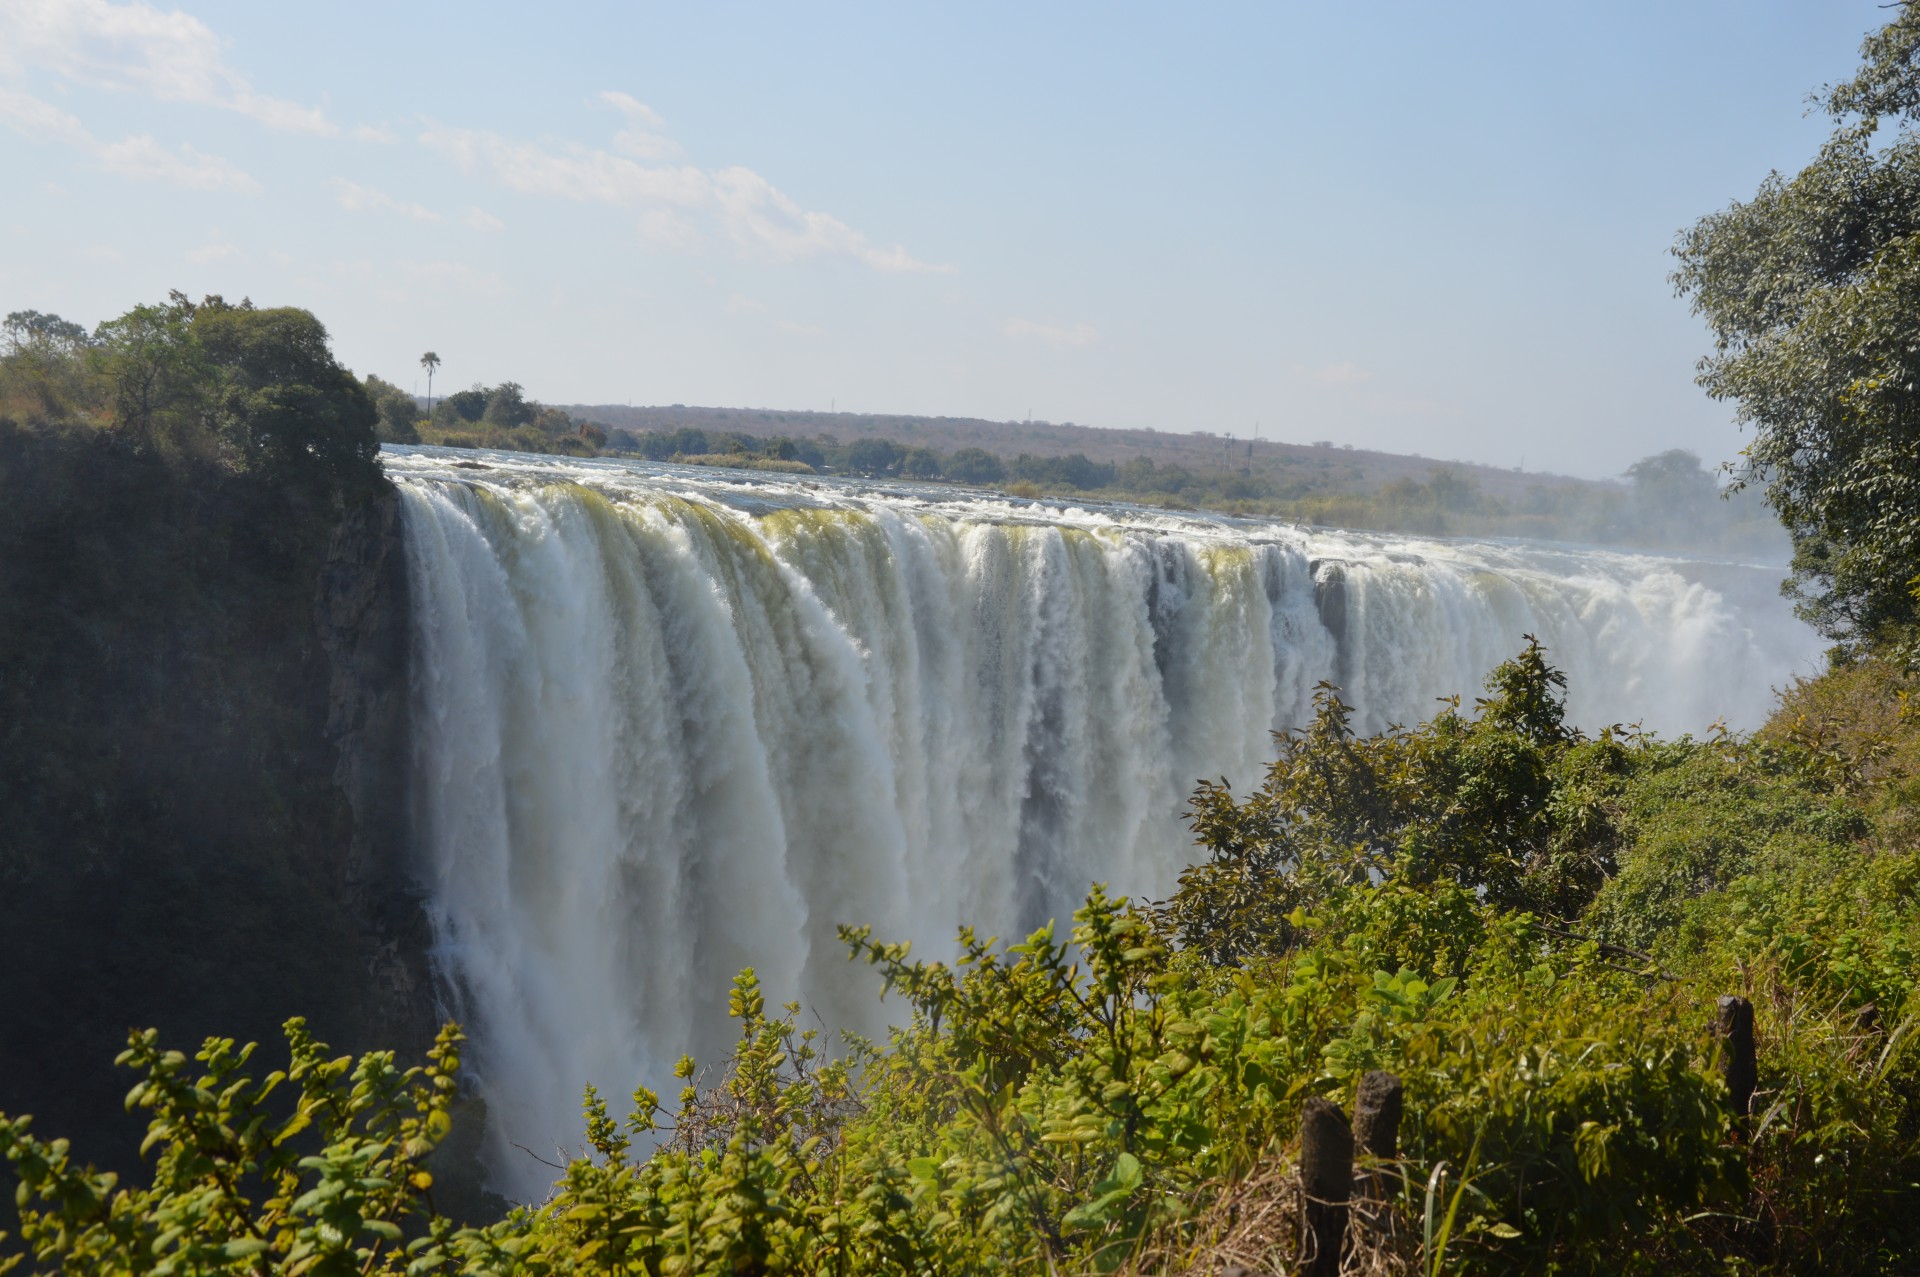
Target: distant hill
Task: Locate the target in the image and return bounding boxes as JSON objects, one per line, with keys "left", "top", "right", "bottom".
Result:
{"left": 554, "top": 402, "right": 1595, "bottom": 504}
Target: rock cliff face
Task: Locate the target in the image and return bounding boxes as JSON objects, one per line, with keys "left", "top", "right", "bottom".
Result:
{"left": 317, "top": 485, "right": 439, "bottom": 1057}
{"left": 0, "top": 430, "right": 439, "bottom": 1167}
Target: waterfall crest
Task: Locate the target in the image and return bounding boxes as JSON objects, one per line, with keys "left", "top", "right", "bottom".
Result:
{"left": 386, "top": 448, "right": 1816, "bottom": 1199}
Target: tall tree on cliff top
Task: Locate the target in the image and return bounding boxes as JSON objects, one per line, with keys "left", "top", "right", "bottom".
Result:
{"left": 1674, "top": 9, "right": 1920, "bottom": 651}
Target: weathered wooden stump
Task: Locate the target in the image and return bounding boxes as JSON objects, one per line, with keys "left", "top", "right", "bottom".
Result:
{"left": 1353, "top": 1070, "right": 1403, "bottom": 1162}
{"left": 1351, "top": 1068, "right": 1403, "bottom": 1228}
{"left": 1299, "top": 1096, "right": 1352, "bottom": 1277}
{"left": 1715, "top": 995, "right": 1757, "bottom": 1117}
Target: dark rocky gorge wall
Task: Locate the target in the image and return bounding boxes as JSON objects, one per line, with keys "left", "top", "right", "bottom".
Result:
{"left": 0, "top": 430, "right": 437, "bottom": 1173}
{"left": 315, "top": 485, "right": 437, "bottom": 1049}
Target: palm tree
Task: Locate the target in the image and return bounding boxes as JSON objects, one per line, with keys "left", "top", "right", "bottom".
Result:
{"left": 420, "top": 351, "right": 441, "bottom": 413}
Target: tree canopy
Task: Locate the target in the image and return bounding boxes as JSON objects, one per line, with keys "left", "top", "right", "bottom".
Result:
{"left": 2, "top": 293, "right": 383, "bottom": 500}
{"left": 1674, "top": 9, "right": 1920, "bottom": 648}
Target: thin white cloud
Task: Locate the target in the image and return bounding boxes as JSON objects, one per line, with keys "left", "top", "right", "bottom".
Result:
{"left": 94, "top": 132, "right": 252, "bottom": 187}
{"left": 0, "top": 85, "right": 88, "bottom": 139}
{"left": 186, "top": 237, "right": 240, "bottom": 264}
{"left": 0, "top": 0, "right": 335, "bottom": 134}
{"left": 80, "top": 242, "right": 120, "bottom": 260}
{"left": 397, "top": 258, "right": 506, "bottom": 296}
{"left": 1003, "top": 317, "right": 1099, "bottom": 349}
{"left": 329, "top": 256, "right": 507, "bottom": 303}
{"left": 463, "top": 205, "right": 504, "bottom": 232}
{"left": 725, "top": 294, "right": 769, "bottom": 314}
{"left": 353, "top": 123, "right": 399, "bottom": 144}
{"left": 599, "top": 91, "right": 679, "bottom": 160}
{"left": 332, "top": 177, "right": 442, "bottom": 223}
{"left": 0, "top": 86, "right": 259, "bottom": 191}
{"left": 635, "top": 206, "right": 703, "bottom": 251}
{"left": 775, "top": 318, "right": 827, "bottom": 336}
{"left": 1295, "top": 361, "right": 1371, "bottom": 386}
{"left": 420, "top": 105, "right": 954, "bottom": 274}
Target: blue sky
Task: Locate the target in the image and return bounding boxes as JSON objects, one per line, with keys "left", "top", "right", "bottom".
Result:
{"left": 0, "top": 0, "right": 1891, "bottom": 477}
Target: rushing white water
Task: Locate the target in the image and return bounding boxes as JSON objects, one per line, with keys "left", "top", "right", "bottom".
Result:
{"left": 385, "top": 445, "right": 1818, "bottom": 1199}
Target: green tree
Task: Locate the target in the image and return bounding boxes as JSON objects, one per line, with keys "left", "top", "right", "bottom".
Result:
{"left": 843, "top": 436, "right": 902, "bottom": 476}
{"left": 1624, "top": 449, "right": 1715, "bottom": 503}
{"left": 364, "top": 374, "right": 422, "bottom": 444}
{"left": 1673, "top": 10, "right": 1920, "bottom": 648}
{"left": 902, "top": 446, "right": 943, "bottom": 479}
{"left": 92, "top": 296, "right": 212, "bottom": 447}
{"left": 481, "top": 380, "right": 533, "bottom": 429}
{"left": 83, "top": 294, "right": 381, "bottom": 494}
{"left": 0, "top": 311, "right": 101, "bottom": 425}
{"left": 435, "top": 386, "right": 488, "bottom": 426}
{"left": 2, "top": 310, "right": 91, "bottom": 354}
{"left": 419, "top": 350, "right": 439, "bottom": 412}
{"left": 946, "top": 445, "right": 1006, "bottom": 485}
{"left": 193, "top": 300, "right": 381, "bottom": 494}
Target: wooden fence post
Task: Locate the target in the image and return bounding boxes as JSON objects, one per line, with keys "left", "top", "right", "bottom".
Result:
{"left": 1715, "top": 994, "right": 1756, "bottom": 1117}
{"left": 1300, "top": 1096, "right": 1352, "bottom": 1277}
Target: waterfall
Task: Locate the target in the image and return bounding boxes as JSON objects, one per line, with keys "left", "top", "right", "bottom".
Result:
{"left": 386, "top": 447, "right": 1818, "bottom": 1199}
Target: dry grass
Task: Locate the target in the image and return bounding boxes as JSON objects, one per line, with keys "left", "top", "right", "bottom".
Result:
{"left": 1113, "top": 1163, "right": 1417, "bottom": 1277}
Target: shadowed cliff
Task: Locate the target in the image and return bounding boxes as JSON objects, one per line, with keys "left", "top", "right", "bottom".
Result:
{"left": 0, "top": 299, "right": 436, "bottom": 1177}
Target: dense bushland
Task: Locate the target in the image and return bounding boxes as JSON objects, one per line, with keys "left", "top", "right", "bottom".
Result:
{"left": 4, "top": 644, "right": 1914, "bottom": 1274}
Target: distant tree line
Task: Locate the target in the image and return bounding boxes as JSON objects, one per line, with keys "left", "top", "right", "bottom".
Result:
{"left": 361, "top": 375, "right": 613, "bottom": 457}
{"left": 398, "top": 395, "right": 1784, "bottom": 555}
{"left": 564, "top": 425, "right": 1776, "bottom": 555}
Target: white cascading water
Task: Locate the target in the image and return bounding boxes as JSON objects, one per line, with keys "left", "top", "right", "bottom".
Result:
{"left": 385, "top": 446, "right": 1819, "bottom": 1200}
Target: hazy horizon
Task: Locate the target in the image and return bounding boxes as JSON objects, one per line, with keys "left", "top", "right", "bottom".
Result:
{"left": 0, "top": 0, "right": 1890, "bottom": 479}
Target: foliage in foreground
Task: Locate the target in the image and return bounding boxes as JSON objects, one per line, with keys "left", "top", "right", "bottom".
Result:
{"left": 4, "top": 643, "right": 1918, "bottom": 1275}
